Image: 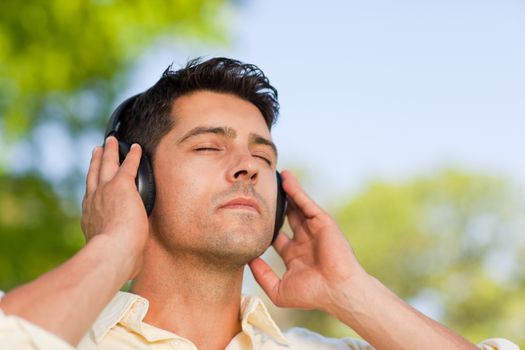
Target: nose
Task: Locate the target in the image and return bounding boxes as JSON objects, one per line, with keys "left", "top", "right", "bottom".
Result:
{"left": 227, "top": 153, "right": 259, "bottom": 185}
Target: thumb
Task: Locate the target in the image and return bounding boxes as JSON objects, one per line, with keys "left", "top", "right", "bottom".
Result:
{"left": 249, "top": 258, "right": 281, "bottom": 305}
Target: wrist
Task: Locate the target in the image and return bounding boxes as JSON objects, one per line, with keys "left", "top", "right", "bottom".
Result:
{"left": 324, "top": 270, "right": 381, "bottom": 327}
{"left": 87, "top": 234, "right": 142, "bottom": 281}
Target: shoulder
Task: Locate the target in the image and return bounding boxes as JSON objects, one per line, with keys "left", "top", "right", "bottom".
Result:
{"left": 283, "top": 327, "right": 374, "bottom": 350}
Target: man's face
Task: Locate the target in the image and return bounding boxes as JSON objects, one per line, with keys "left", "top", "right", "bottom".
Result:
{"left": 150, "top": 90, "right": 278, "bottom": 266}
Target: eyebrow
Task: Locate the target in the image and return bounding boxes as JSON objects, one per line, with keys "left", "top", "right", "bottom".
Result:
{"left": 178, "top": 126, "right": 237, "bottom": 144}
{"left": 178, "top": 126, "right": 278, "bottom": 159}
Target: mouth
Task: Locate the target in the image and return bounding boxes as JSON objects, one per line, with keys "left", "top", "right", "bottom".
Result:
{"left": 219, "top": 197, "right": 261, "bottom": 214}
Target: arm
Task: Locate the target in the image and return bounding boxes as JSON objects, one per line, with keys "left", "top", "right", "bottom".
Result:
{"left": 249, "top": 170, "right": 478, "bottom": 350}
{"left": 0, "top": 136, "right": 149, "bottom": 346}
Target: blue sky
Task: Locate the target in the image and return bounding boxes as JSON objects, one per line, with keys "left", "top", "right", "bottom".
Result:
{"left": 124, "top": 0, "right": 525, "bottom": 204}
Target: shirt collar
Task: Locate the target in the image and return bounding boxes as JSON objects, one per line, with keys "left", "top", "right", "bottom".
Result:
{"left": 91, "top": 291, "right": 290, "bottom": 346}
{"left": 241, "top": 295, "right": 289, "bottom": 346}
{"left": 91, "top": 291, "right": 149, "bottom": 343}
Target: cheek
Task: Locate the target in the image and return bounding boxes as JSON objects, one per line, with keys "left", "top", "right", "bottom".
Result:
{"left": 156, "top": 164, "right": 212, "bottom": 214}
{"left": 260, "top": 171, "right": 279, "bottom": 215}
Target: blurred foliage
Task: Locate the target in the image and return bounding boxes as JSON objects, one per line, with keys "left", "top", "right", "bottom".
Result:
{"left": 0, "top": 0, "right": 229, "bottom": 168}
{"left": 0, "top": 173, "right": 83, "bottom": 289}
{"left": 287, "top": 169, "right": 525, "bottom": 347}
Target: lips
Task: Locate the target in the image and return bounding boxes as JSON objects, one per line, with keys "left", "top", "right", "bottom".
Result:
{"left": 219, "top": 197, "right": 261, "bottom": 214}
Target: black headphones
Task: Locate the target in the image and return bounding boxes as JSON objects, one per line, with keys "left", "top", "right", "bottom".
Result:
{"left": 104, "top": 94, "right": 287, "bottom": 242}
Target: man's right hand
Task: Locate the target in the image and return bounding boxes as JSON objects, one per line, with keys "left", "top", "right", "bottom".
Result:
{"left": 81, "top": 135, "right": 149, "bottom": 279}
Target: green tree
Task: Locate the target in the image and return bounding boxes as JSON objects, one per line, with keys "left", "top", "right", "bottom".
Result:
{"left": 0, "top": 173, "right": 82, "bottom": 290}
{"left": 286, "top": 170, "right": 525, "bottom": 347}
{"left": 0, "top": 0, "right": 228, "bottom": 150}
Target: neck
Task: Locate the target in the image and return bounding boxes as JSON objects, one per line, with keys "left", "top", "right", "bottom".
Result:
{"left": 130, "top": 234, "right": 245, "bottom": 350}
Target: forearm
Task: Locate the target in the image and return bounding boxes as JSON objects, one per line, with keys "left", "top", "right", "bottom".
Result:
{"left": 326, "top": 273, "right": 478, "bottom": 350}
{"left": 0, "top": 234, "right": 135, "bottom": 346}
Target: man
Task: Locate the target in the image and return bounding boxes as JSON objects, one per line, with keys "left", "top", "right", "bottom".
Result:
{"left": 0, "top": 57, "right": 517, "bottom": 350}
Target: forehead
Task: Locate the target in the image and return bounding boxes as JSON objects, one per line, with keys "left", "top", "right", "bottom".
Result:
{"left": 169, "top": 90, "right": 271, "bottom": 139}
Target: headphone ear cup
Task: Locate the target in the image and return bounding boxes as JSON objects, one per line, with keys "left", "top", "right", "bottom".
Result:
{"left": 136, "top": 152, "right": 156, "bottom": 216}
{"left": 273, "top": 171, "right": 287, "bottom": 243}
{"left": 118, "top": 141, "right": 156, "bottom": 216}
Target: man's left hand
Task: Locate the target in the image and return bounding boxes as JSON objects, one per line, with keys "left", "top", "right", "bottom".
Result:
{"left": 249, "top": 170, "right": 366, "bottom": 313}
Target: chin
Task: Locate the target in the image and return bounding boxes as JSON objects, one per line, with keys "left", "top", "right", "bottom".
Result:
{"left": 199, "top": 223, "right": 272, "bottom": 267}
{"left": 156, "top": 210, "right": 273, "bottom": 268}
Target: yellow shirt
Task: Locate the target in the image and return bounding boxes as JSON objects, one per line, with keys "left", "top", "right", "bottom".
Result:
{"left": 0, "top": 291, "right": 519, "bottom": 350}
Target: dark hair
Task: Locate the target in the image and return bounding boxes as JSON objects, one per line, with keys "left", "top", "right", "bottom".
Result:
{"left": 117, "top": 57, "right": 279, "bottom": 160}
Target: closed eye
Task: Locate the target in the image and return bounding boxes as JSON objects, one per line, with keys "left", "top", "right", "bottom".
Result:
{"left": 195, "top": 147, "right": 220, "bottom": 152}
{"left": 253, "top": 154, "right": 272, "bottom": 166}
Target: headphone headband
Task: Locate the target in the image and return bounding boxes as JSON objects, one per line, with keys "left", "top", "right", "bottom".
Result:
{"left": 105, "top": 94, "right": 142, "bottom": 139}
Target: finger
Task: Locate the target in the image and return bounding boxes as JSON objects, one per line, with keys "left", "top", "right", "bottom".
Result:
{"left": 281, "top": 170, "right": 323, "bottom": 219}
{"left": 117, "top": 143, "right": 142, "bottom": 180}
{"left": 85, "top": 146, "right": 103, "bottom": 195}
{"left": 248, "top": 258, "right": 281, "bottom": 303}
{"left": 99, "top": 136, "right": 120, "bottom": 184}
{"left": 272, "top": 232, "right": 291, "bottom": 256}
